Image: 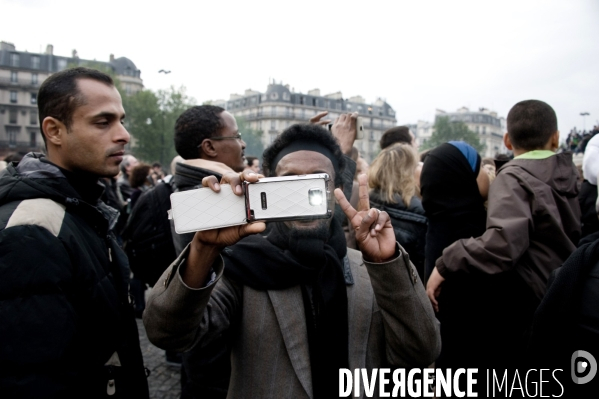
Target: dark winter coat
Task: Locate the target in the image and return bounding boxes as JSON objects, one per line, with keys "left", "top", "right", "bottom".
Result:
{"left": 369, "top": 191, "right": 427, "bottom": 280}
{"left": 0, "top": 153, "right": 148, "bottom": 398}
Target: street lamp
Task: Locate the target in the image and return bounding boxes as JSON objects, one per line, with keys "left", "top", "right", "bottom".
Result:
{"left": 580, "top": 112, "right": 590, "bottom": 132}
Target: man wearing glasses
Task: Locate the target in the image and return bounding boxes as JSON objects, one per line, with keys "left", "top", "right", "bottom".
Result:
{"left": 170, "top": 105, "right": 246, "bottom": 398}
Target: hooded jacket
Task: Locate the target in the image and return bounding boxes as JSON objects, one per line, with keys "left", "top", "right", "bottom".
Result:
{"left": 0, "top": 153, "right": 148, "bottom": 398}
{"left": 436, "top": 152, "right": 581, "bottom": 300}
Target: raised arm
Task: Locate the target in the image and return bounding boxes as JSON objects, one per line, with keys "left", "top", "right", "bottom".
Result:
{"left": 427, "top": 170, "right": 533, "bottom": 310}
{"left": 144, "top": 171, "right": 265, "bottom": 351}
{"left": 335, "top": 174, "right": 441, "bottom": 367}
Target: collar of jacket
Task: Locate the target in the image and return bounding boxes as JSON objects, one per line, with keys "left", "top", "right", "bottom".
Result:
{"left": 8, "top": 152, "right": 120, "bottom": 232}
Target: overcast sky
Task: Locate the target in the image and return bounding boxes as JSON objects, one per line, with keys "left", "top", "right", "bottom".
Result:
{"left": 2, "top": 0, "right": 598, "bottom": 139}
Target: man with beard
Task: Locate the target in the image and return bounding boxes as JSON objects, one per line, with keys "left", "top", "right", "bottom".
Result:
{"left": 144, "top": 124, "right": 440, "bottom": 398}
{"left": 171, "top": 107, "right": 361, "bottom": 398}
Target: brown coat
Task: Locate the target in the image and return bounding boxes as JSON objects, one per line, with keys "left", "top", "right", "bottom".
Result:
{"left": 436, "top": 152, "right": 581, "bottom": 299}
{"left": 144, "top": 245, "right": 440, "bottom": 399}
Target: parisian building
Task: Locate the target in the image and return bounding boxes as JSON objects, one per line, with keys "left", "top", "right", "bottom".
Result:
{"left": 0, "top": 41, "right": 143, "bottom": 158}
{"left": 214, "top": 82, "right": 397, "bottom": 162}
{"left": 415, "top": 107, "right": 508, "bottom": 158}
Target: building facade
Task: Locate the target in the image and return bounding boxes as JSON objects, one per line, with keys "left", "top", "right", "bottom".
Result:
{"left": 214, "top": 82, "right": 397, "bottom": 162}
{"left": 0, "top": 41, "right": 143, "bottom": 158}
{"left": 413, "top": 107, "right": 508, "bottom": 158}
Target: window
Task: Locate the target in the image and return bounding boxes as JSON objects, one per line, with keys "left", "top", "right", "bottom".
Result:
{"left": 10, "top": 71, "right": 18, "bottom": 82}
{"left": 7, "top": 127, "right": 19, "bottom": 146}
{"left": 482, "top": 126, "right": 487, "bottom": 135}
{"left": 31, "top": 93, "right": 37, "bottom": 104}
{"left": 31, "top": 56, "right": 40, "bottom": 69}
{"left": 30, "top": 132, "right": 37, "bottom": 147}
{"left": 299, "top": 97, "right": 304, "bottom": 105}
{"left": 270, "top": 120, "right": 275, "bottom": 130}
{"left": 10, "top": 91, "right": 17, "bottom": 103}
{"left": 10, "top": 53, "right": 19, "bottom": 67}
{"left": 312, "top": 98, "right": 316, "bottom": 107}
{"left": 9, "top": 109, "right": 18, "bottom": 124}
{"left": 30, "top": 110, "right": 37, "bottom": 125}
{"left": 31, "top": 73, "right": 38, "bottom": 84}
{"left": 57, "top": 59, "right": 67, "bottom": 70}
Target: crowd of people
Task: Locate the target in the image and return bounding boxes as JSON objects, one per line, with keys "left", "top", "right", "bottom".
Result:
{"left": 0, "top": 66, "right": 598, "bottom": 398}
{"left": 563, "top": 125, "right": 599, "bottom": 154}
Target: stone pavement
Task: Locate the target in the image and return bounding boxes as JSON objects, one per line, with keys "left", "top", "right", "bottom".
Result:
{"left": 137, "top": 319, "right": 182, "bottom": 399}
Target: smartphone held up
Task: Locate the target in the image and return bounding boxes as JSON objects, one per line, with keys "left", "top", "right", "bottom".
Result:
{"left": 169, "top": 174, "right": 332, "bottom": 233}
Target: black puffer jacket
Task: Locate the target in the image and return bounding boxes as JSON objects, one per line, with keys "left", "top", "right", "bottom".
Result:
{"left": 0, "top": 153, "right": 148, "bottom": 398}
{"left": 369, "top": 191, "right": 428, "bottom": 280}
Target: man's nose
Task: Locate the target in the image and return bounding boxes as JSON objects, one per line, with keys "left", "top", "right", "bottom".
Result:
{"left": 115, "top": 123, "right": 130, "bottom": 144}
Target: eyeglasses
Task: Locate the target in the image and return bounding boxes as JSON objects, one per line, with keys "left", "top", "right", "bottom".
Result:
{"left": 209, "top": 133, "right": 242, "bottom": 141}
{"left": 198, "top": 133, "right": 242, "bottom": 147}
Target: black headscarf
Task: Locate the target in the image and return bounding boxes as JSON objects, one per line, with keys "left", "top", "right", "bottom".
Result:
{"left": 420, "top": 142, "right": 487, "bottom": 278}
{"left": 222, "top": 218, "right": 349, "bottom": 398}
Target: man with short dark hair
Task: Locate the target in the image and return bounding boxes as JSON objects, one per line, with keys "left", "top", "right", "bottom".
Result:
{"left": 145, "top": 124, "right": 441, "bottom": 398}
{"left": 380, "top": 125, "right": 417, "bottom": 150}
{"left": 169, "top": 104, "right": 247, "bottom": 397}
{"left": 244, "top": 156, "right": 260, "bottom": 174}
{"left": 0, "top": 67, "right": 148, "bottom": 397}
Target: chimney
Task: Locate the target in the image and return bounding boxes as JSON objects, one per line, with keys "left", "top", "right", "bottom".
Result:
{"left": 110, "top": 54, "right": 115, "bottom": 62}
{"left": 72, "top": 49, "right": 79, "bottom": 59}
{"left": 45, "top": 44, "right": 53, "bottom": 55}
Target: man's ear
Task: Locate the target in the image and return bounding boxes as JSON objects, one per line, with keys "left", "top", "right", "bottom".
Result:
{"left": 199, "top": 139, "right": 218, "bottom": 159}
{"left": 503, "top": 132, "right": 514, "bottom": 151}
{"left": 42, "top": 117, "right": 66, "bottom": 147}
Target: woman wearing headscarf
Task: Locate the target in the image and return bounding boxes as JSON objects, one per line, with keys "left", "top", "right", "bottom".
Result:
{"left": 421, "top": 142, "right": 489, "bottom": 278}
{"left": 420, "top": 141, "right": 489, "bottom": 371}
{"left": 369, "top": 143, "right": 428, "bottom": 281}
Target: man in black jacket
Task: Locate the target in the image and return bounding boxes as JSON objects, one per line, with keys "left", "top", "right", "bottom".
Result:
{"left": 0, "top": 67, "right": 148, "bottom": 398}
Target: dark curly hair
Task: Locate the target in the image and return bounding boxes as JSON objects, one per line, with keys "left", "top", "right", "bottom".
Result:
{"left": 262, "top": 124, "right": 346, "bottom": 187}
{"left": 174, "top": 105, "right": 225, "bottom": 159}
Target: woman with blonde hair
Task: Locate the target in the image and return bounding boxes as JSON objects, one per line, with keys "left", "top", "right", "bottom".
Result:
{"left": 369, "top": 143, "right": 428, "bottom": 280}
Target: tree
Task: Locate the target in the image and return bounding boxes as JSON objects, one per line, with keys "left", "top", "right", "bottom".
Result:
{"left": 122, "top": 86, "right": 196, "bottom": 166}
{"left": 422, "top": 116, "right": 485, "bottom": 153}
{"left": 236, "top": 117, "right": 265, "bottom": 159}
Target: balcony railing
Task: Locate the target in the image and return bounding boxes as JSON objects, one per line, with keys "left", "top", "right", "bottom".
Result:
{"left": 0, "top": 77, "right": 41, "bottom": 88}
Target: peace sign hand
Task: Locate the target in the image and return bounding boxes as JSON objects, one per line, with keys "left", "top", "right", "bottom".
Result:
{"left": 335, "top": 174, "right": 396, "bottom": 263}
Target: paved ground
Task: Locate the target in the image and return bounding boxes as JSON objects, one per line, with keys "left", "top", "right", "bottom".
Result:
{"left": 137, "top": 319, "right": 182, "bottom": 399}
